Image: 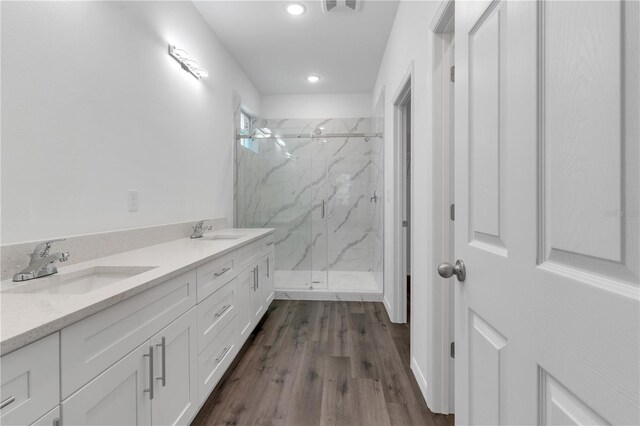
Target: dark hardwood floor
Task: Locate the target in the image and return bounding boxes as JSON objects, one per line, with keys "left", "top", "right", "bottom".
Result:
{"left": 192, "top": 300, "right": 454, "bottom": 426}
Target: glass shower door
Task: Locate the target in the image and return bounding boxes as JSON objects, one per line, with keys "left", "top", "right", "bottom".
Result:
{"left": 310, "top": 136, "right": 328, "bottom": 289}
{"left": 240, "top": 128, "right": 315, "bottom": 290}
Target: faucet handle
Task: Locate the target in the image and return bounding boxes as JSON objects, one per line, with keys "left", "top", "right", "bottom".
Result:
{"left": 32, "top": 239, "right": 66, "bottom": 259}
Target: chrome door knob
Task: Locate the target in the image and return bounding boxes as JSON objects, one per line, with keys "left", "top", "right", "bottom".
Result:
{"left": 438, "top": 259, "right": 466, "bottom": 282}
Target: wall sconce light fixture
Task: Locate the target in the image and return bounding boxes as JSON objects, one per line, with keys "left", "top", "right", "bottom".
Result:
{"left": 168, "top": 44, "right": 209, "bottom": 79}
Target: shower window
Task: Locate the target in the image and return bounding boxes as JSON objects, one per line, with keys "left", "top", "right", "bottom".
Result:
{"left": 239, "top": 109, "right": 258, "bottom": 153}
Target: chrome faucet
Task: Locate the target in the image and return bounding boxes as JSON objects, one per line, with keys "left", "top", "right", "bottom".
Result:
{"left": 13, "top": 239, "right": 70, "bottom": 282}
{"left": 190, "top": 221, "right": 213, "bottom": 239}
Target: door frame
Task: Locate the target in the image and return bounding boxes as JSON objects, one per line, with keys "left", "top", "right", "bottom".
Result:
{"left": 429, "top": 0, "right": 455, "bottom": 414}
{"left": 392, "top": 64, "right": 414, "bottom": 324}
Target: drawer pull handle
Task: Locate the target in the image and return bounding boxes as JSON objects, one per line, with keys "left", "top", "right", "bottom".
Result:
{"left": 214, "top": 267, "right": 231, "bottom": 277}
{"left": 0, "top": 396, "right": 15, "bottom": 409}
{"left": 216, "top": 346, "right": 231, "bottom": 363}
{"left": 266, "top": 242, "right": 274, "bottom": 246}
{"left": 143, "top": 345, "right": 154, "bottom": 400}
{"left": 156, "top": 337, "right": 166, "bottom": 387}
{"left": 215, "top": 304, "right": 231, "bottom": 318}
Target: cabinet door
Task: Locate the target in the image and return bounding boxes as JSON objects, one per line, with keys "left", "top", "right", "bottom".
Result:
{"left": 251, "top": 264, "right": 264, "bottom": 324}
{"left": 150, "top": 308, "right": 197, "bottom": 426}
{"left": 63, "top": 343, "right": 152, "bottom": 426}
{"left": 1, "top": 333, "right": 59, "bottom": 426}
{"left": 261, "top": 253, "right": 275, "bottom": 308}
{"left": 236, "top": 267, "right": 253, "bottom": 346}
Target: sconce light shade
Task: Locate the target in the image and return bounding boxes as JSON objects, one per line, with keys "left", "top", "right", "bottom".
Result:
{"left": 168, "top": 44, "right": 208, "bottom": 80}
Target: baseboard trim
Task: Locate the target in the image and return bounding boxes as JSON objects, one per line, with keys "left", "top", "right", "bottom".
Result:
{"left": 410, "top": 356, "right": 430, "bottom": 406}
{"left": 383, "top": 295, "right": 393, "bottom": 319}
{"left": 275, "top": 290, "right": 383, "bottom": 302}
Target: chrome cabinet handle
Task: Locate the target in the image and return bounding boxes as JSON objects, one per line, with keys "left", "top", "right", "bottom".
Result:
{"left": 266, "top": 242, "right": 274, "bottom": 246}
{"left": 156, "top": 337, "right": 166, "bottom": 387}
{"left": 215, "top": 304, "right": 231, "bottom": 318}
{"left": 214, "top": 267, "right": 231, "bottom": 277}
{"left": 215, "top": 346, "right": 231, "bottom": 363}
{"left": 266, "top": 258, "right": 270, "bottom": 278}
{"left": 0, "top": 396, "right": 15, "bottom": 409}
{"left": 143, "top": 345, "right": 154, "bottom": 399}
{"left": 252, "top": 267, "right": 257, "bottom": 291}
{"left": 437, "top": 259, "right": 466, "bottom": 282}
{"left": 256, "top": 266, "right": 260, "bottom": 290}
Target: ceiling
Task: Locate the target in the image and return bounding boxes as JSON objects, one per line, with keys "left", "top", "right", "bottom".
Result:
{"left": 192, "top": 1, "right": 399, "bottom": 95}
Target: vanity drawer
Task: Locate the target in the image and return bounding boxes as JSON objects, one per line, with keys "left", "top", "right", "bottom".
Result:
{"left": 196, "top": 252, "right": 235, "bottom": 302}
{"left": 262, "top": 234, "right": 275, "bottom": 255}
{"left": 198, "top": 320, "right": 236, "bottom": 404}
{"left": 61, "top": 269, "right": 196, "bottom": 398}
{"left": 0, "top": 334, "right": 59, "bottom": 426}
{"left": 236, "top": 240, "right": 264, "bottom": 272}
{"left": 197, "top": 278, "right": 237, "bottom": 353}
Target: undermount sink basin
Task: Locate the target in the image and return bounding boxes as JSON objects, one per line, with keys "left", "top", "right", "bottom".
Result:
{"left": 4, "top": 266, "right": 157, "bottom": 295}
{"left": 198, "top": 235, "right": 245, "bottom": 241}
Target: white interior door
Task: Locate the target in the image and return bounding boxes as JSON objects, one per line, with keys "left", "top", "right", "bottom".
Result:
{"left": 454, "top": 1, "right": 639, "bottom": 424}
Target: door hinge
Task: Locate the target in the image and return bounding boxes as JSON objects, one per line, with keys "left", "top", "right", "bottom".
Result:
{"left": 402, "top": 220, "right": 408, "bottom": 228}
{"left": 450, "top": 342, "right": 455, "bottom": 359}
{"left": 450, "top": 66, "right": 455, "bottom": 83}
{"left": 450, "top": 203, "right": 455, "bottom": 221}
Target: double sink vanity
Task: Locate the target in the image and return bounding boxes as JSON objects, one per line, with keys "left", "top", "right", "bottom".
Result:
{"left": 0, "top": 227, "right": 275, "bottom": 426}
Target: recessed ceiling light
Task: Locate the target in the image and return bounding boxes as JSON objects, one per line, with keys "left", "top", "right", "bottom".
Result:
{"left": 286, "top": 3, "right": 306, "bottom": 16}
{"left": 306, "top": 74, "right": 321, "bottom": 83}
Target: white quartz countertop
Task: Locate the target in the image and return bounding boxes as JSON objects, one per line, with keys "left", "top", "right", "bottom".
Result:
{"left": 0, "top": 228, "right": 274, "bottom": 356}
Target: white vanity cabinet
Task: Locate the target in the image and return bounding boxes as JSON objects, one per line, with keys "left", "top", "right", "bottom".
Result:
{"left": 2, "top": 231, "right": 275, "bottom": 426}
{"left": 0, "top": 334, "right": 60, "bottom": 426}
{"left": 63, "top": 308, "right": 198, "bottom": 426}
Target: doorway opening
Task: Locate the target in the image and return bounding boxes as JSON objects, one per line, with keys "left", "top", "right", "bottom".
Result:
{"left": 393, "top": 71, "right": 412, "bottom": 325}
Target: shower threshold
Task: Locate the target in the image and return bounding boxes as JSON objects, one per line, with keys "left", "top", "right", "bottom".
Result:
{"left": 274, "top": 270, "right": 383, "bottom": 302}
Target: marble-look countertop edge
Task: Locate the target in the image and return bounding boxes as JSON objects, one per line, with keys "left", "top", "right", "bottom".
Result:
{"left": 0, "top": 228, "right": 274, "bottom": 356}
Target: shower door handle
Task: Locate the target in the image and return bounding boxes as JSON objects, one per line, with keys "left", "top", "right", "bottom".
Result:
{"left": 321, "top": 200, "right": 325, "bottom": 219}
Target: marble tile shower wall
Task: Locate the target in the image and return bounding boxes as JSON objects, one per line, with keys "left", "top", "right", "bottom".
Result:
{"left": 236, "top": 117, "right": 382, "bottom": 280}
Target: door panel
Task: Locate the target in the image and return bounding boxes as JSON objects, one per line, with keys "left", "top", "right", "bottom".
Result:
{"left": 455, "top": 1, "right": 639, "bottom": 425}
{"left": 541, "top": 0, "right": 638, "bottom": 281}
{"left": 468, "top": 1, "right": 507, "bottom": 254}
{"left": 469, "top": 311, "right": 506, "bottom": 426}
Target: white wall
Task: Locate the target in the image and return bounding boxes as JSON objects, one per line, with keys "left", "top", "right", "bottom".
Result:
{"left": 261, "top": 93, "right": 372, "bottom": 119}
{"left": 1, "top": 1, "right": 261, "bottom": 244}
{"left": 372, "top": 0, "right": 443, "bottom": 413}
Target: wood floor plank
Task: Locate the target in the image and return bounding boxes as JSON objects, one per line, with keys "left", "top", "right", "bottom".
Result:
{"left": 326, "top": 302, "right": 352, "bottom": 357}
{"left": 284, "top": 341, "right": 325, "bottom": 426}
{"left": 193, "top": 300, "right": 454, "bottom": 426}
{"left": 320, "top": 356, "right": 357, "bottom": 426}
{"left": 352, "top": 378, "right": 391, "bottom": 426}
